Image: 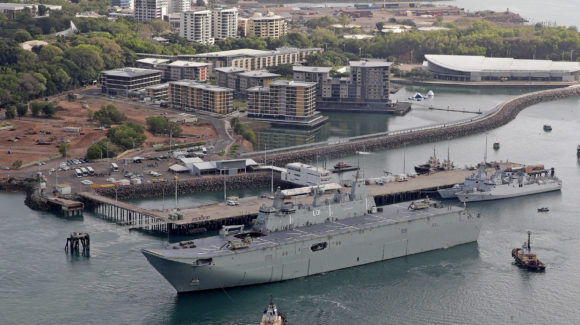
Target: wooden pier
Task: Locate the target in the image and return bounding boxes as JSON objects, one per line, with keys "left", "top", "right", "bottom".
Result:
{"left": 78, "top": 192, "right": 169, "bottom": 233}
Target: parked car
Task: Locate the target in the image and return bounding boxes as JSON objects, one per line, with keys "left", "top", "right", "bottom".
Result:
{"left": 80, "top": 180, "right": 93, "bottom": 185}
{"left": 106, "top": 177, "right": 116, "bottom": 183}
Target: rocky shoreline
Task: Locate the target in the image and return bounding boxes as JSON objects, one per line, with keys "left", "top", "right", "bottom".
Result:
{"left": 0, "top": 177, "right": 48, "bottom": 211}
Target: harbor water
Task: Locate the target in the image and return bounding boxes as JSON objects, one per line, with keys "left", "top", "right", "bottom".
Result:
{"left": 1, "top": 89, "right": 580, "bottom": 324}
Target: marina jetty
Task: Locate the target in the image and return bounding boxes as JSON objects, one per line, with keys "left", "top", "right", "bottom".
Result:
{"left": 243, "top": 85, "right": 580, "bottom": 165}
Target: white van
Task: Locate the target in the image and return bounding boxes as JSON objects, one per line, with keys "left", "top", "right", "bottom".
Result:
{"left": 80, "top": 167, "right": 88, "bottom": 176}
{"left": 74, "top": 168, "right": 83, "bottom": 177}
{"left": 86, "top": 166, "right": 95, "bottom": 176}
{"left": 111, "top": 163, "right": 119, "bottom": 172}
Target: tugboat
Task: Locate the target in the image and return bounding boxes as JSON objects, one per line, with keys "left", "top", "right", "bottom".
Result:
{"left": 331, "top": 161, "right": 359, "bottom": 173}
{"left": 260, "top": 297, "right": 285, "bottom": 325}
{"left": 537, "top": 207, "right": 549, "bottom": 212}
{"left": 414, "top": 148, "right": 441, "bottom": 174}
{"left": 511, "top": 231, "right": 546, "bottom": 271}
{"left": 543, "top": 124, "right": 552, "bottom": 132}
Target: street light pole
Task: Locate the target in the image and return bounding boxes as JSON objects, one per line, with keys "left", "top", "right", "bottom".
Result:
{"left": 174, "top": 176, "right": 178, "bottom": 209}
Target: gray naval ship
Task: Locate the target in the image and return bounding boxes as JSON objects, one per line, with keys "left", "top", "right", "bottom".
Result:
{"left": 142, "top": 178, "right": 482, "bottom": 293}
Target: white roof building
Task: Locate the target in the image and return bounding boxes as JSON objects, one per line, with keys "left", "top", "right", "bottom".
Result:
{"left": 423, "top": 54, "right": 580, "bottom": 82}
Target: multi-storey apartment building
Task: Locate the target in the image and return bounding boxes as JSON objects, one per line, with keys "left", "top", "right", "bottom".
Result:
{"left": 179, "top": 8, "right": 238, "bottom": 43}
{"left": 214, "top": 67, "right": 246, "bottom": 89}
{"left": 163, "top": 61, "right": 210, "bottom": 81}
{"left": 292, "top": 66, "right": 332, "bottom": 98}
{"left": 180, "top": 10, "right": 214, "bottom": 44}
{"left": 247, "top": 12, "right": 287, "bottom": 39}
{"left": 134, "top": 0, "right": 167, "bottom": 21}
{"left": 214, "top": 67, "right": 280, "bottom": 97}
{"left": 119, "top": 0, "right": 133, "bottom": 10}
{"left": 168, "top": 80, "right": 233, "bottom": 114}
{"left": 349, "top": 60, "right": 391, "bottom": 101}
{"left": 167, "top": 0, "right": 189, "bottom": 14}
{"left": 135, "top": 58, "right": 170, "bottom": 70}
{"left": 191, "top": 47, "right": 323, "bottom": 71}
{"left": 144, "top": 83, "right": 169, "bottom": 101}
{"left": 293, "top": 59, "right": 392, "bottom": 106}
{"left": 247, "top": 80, "right": 316, "bottom": 120}
{"left": 212, "top": 7, "right": 238, "bottom": 40}
{"left": 101, "top": 68, "right": 162, "bottom": 96}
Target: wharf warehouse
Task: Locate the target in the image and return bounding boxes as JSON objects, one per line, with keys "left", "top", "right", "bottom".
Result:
{"left": 423, "top": 54, "right": 580, "bottom": 82}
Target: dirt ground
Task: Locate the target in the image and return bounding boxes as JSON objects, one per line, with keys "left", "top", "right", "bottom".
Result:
{"left": 0, "top": 96, "right": 218, "bottom": 169}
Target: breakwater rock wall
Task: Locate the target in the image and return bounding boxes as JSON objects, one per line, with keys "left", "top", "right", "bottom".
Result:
{"left": 0, "top": 177, "right": 48, "bottom": 211}
{"left": 92, "top": 171, "right": 286, "bottom": 201}
{"left": 250, "top": 85, "right": 580, "bottom": 166}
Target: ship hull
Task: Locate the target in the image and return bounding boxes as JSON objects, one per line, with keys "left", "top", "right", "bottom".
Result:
{"left": 143, "top": 209, "right": 481, "bottom": 293}
{"left": 456, "top": 181, "right": 561, "bottom": 203}
{"left": 437, "top": 187, "right": 462, "bottom": 199}
{"left": 414, "top": 165, "right": 431, "bottom": 174}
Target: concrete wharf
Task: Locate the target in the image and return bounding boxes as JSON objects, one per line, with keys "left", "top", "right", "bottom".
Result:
{"left": 45, "top": 197, "right": 84, "bottom": 217}
{"left": 76, "top": 166, "right": 503, "bottom": 235}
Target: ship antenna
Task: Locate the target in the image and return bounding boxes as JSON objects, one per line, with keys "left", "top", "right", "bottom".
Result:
{"left": 484, "top": 136, "right": 488, "bottom": 164}
{"left": 528, "top": 231, "right": 531, "bottom": 251}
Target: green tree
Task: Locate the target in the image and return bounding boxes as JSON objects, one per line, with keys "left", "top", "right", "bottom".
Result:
{"left": 37, "top": 5, "right": 48, "bottom": 16}
{"left": 39, "top": 45, "right": 64, "bottom": 62}
{"left": 86, "top": 139, "right": 118, "bottom": 159}
{"left": 30, "top": 101, "right": 43, "bottom": 116}
{"left": 106, "top": 122, "right": 146, "bottom": 150}
{"left": 5, "top": 106, "right": 16, "bottom": 119}
{"left": 14, "top": 29, "right": 32, "bottom": 43}
{"left": 376, "top": 22, "right": 385, "bottom": 32}
{"left": 58, "top": 142, "right": 70, "bottom": 157}
{"left": 86, "top": 143, "right": 102, "bottom": 160}
{"left": 42, "top": 102, "right": 57, "bottom": 117}
{"left": 146, "top": 116, "right": 182, "bottom": 136}
{"left": 94, "top": 104, "right": 126, "bottom": 125}
{"left": 16, "top": 103, "right": 27, "bottom": 118}
{"left": 267, "top": 64, "right": 294, "bottom": 78}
